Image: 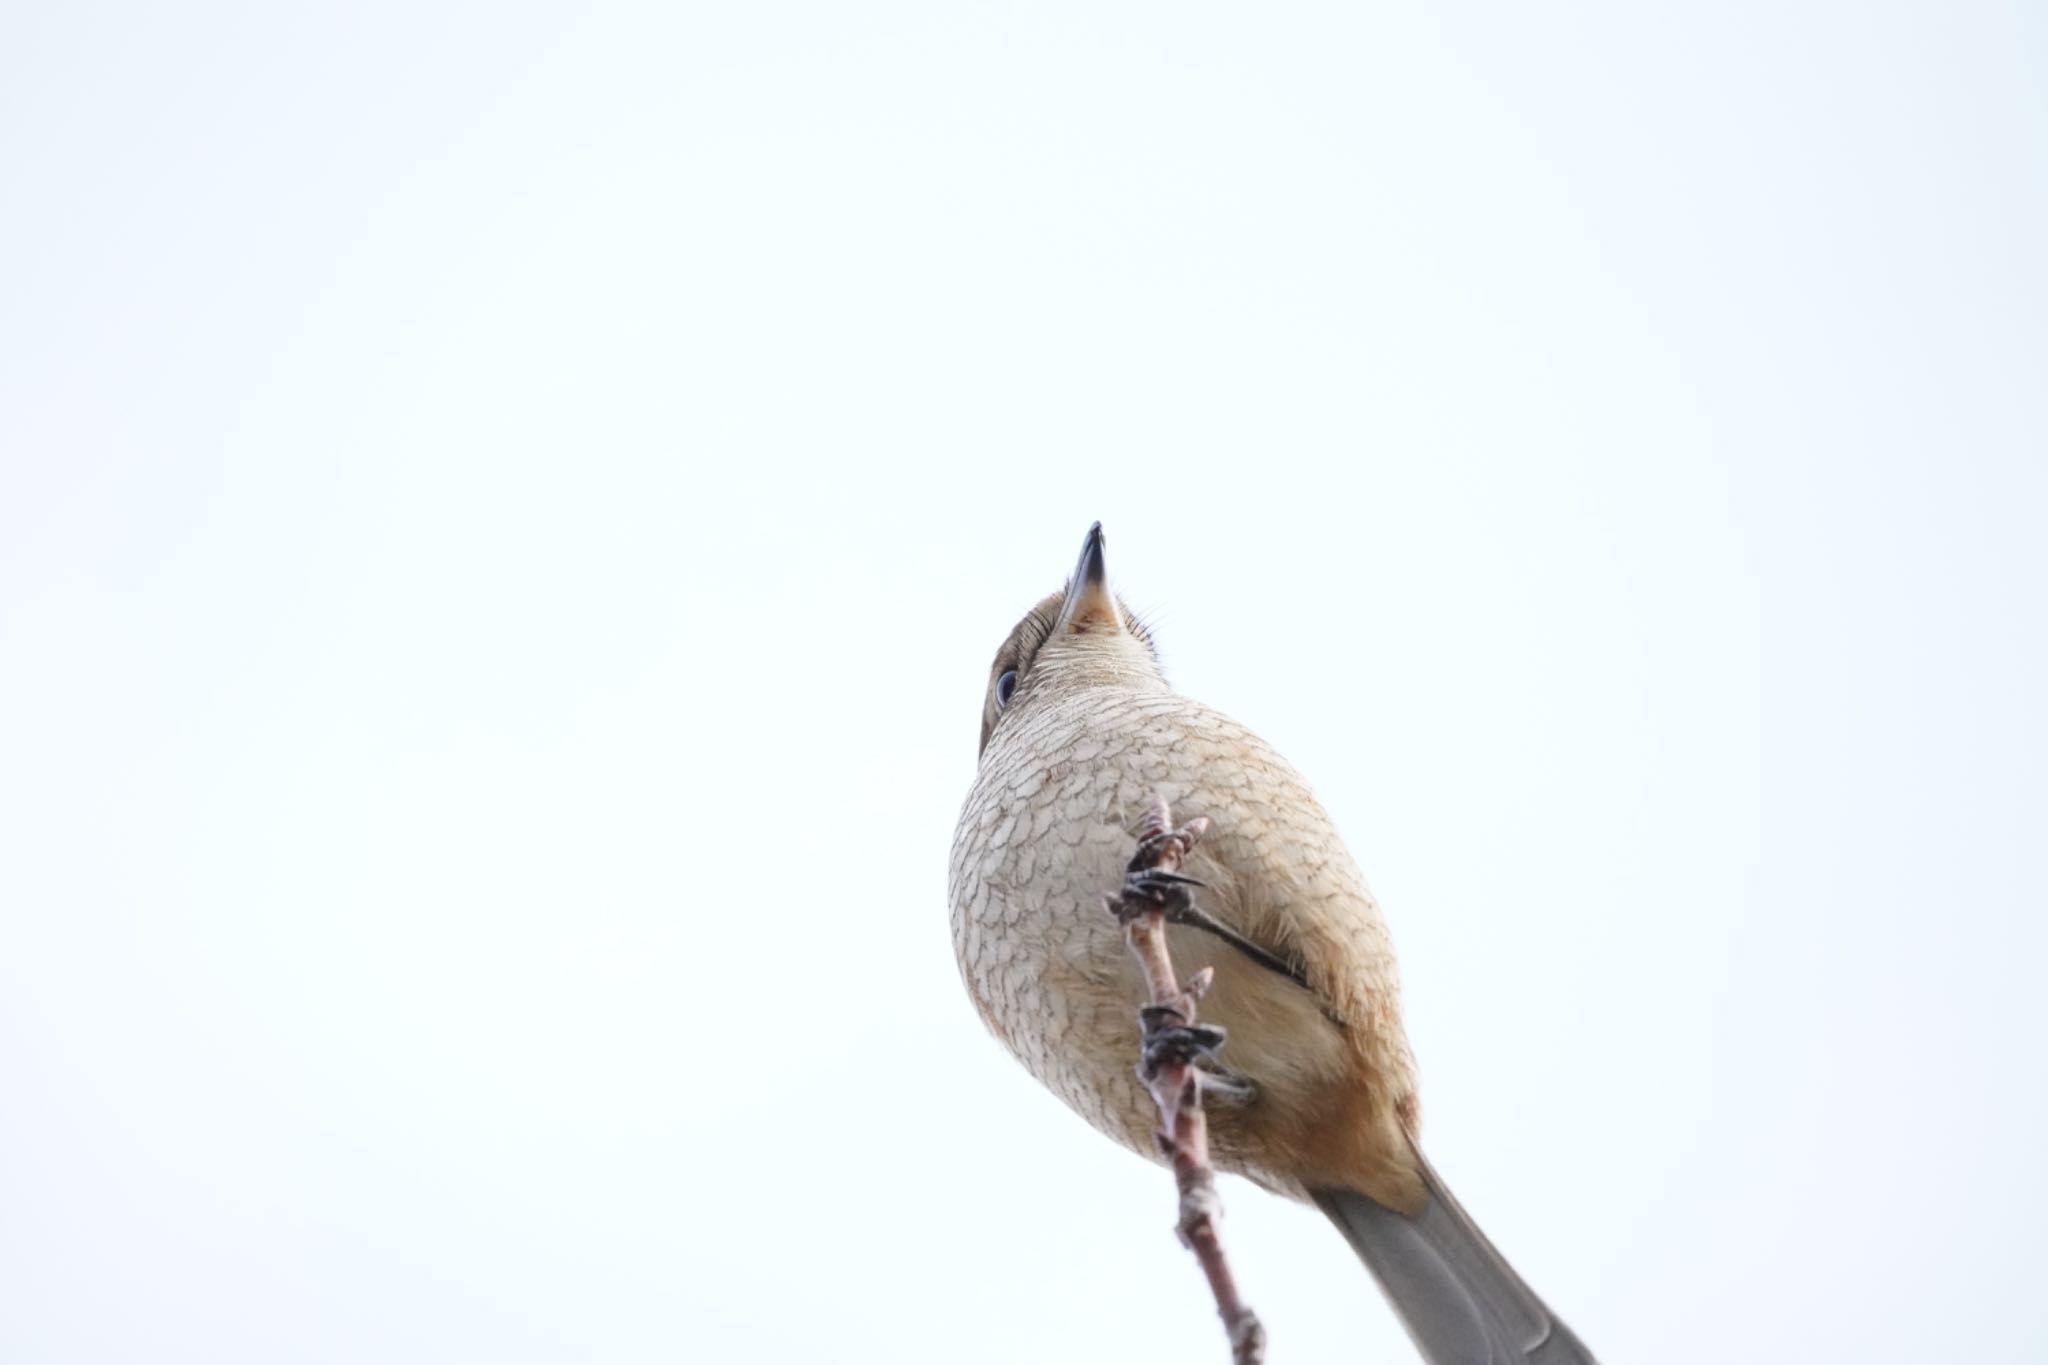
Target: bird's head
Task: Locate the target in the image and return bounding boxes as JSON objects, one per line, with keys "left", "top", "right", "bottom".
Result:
{"left": 977, "top": 522, "right": 1164, "bottom": 755}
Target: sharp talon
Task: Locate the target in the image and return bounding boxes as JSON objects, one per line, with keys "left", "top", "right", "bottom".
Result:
{"left": 1120, "top": 869, "right": 1203, "bottom": 920}
{"left": 1146, "top": 1023, "right": 1227, "bottom": 1059}
{"left": 1113, "top": 868, "right": 1188, "bottom": 918}
{"left": 1141, "top": 1022, "right": 1228, "bottom": 1073}
{"left": 1197, "top": 1069, "right": 1258, "bottom": 1105}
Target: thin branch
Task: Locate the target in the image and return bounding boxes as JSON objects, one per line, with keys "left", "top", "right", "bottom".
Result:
{"left": 1106, "top": 796, "right": 1268, "bottom": 1365}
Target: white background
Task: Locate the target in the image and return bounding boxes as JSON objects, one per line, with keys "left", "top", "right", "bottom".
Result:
{"left": 3, "top": 3, "right": 2042, "bottom": 1362}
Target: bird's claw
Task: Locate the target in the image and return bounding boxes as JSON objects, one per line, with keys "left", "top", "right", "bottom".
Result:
{"left": 1197, "top": 1069, "right": 1258, "bottom": 1105}
{"left": 1120, "top": 867, "right": 1205, "bottom": 920}
{"left": 1139, "top": 1021, "right": 1228, "bottom": 1076}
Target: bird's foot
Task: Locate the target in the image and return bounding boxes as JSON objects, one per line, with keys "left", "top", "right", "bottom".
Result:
{"left": 1196, "top": 1068, "right": 1258, "bottom": 1106}
{"left": 1138, "top": 1018, "right": 1228, "bottom": 1080}
{"left": 1118, "top": 866, "right": 1204, "bottom": 921}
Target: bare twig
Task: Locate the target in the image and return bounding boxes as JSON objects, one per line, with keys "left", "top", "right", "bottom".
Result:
{"left": 1106, "top": 796, "right": 1268, "bottom": 1365}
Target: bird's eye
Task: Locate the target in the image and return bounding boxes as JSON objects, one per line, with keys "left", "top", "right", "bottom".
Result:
{"left": 995, "top": 669, "right": 1018, "bottom": 709}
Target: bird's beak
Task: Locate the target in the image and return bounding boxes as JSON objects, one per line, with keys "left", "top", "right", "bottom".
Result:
{"left": 1054, "top": 521, "right": 1121, "bottom": 634}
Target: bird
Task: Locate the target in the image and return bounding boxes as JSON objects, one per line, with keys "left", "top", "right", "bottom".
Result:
{"left": 948, "top": 522, "right": 1597, "bottom": 1364}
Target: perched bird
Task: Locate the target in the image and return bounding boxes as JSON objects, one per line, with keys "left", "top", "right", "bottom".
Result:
{"left": 949, "top": 523, "right": 1596, "bottom": 1364}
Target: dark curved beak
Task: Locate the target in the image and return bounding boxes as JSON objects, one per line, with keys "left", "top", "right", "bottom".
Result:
{"left": 1054, "top": 521, "right": 1119, "bottom": 633}
{"left": 1069, "top": 521, "right": 1106, "bottom": 594}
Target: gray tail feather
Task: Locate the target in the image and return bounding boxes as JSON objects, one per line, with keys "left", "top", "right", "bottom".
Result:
{"left": 1312, "top": 1157, "right": 1597, "bottom": 1364}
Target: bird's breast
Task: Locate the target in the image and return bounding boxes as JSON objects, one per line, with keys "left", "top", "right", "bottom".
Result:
{"left": 948, "top": 693, "right": 1165, "bottom": 1153}
{"left": 948, "top": 687, "right": 1411, "bottom": 1195}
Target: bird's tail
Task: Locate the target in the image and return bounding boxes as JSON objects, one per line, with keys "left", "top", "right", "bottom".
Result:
{"left": 1312, "top": 1155, "right": 1597, "bottom": 1364}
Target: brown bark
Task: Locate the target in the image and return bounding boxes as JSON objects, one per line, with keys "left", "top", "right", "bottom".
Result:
{"left": 1107, "top": 796, "right": 1268, "bottom": 1365}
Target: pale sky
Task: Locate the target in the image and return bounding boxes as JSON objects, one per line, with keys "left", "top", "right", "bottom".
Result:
{"left": 2, "top": 4, "right": 2043, "bottom": 1362}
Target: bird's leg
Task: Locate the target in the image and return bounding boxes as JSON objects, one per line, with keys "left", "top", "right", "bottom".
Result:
{"left": 1172, "top": 904, "right": 1314, "bottom": 994}
{"left": 1120, "top": 865, "right": 1315, "bottom": 996}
